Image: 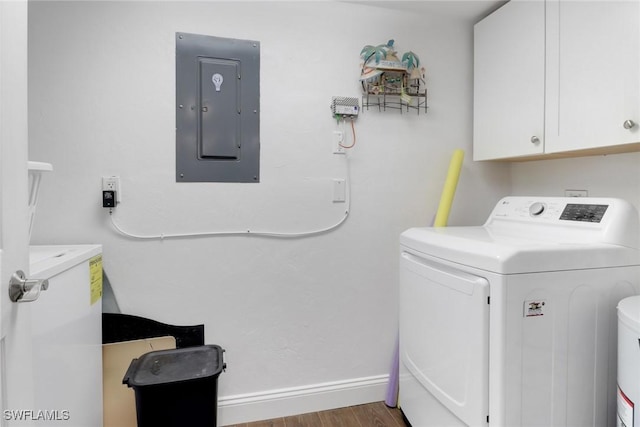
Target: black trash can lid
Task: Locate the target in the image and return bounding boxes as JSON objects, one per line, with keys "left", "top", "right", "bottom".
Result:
{"left": 123, "top": 344, "right": 224, "bottom": 388}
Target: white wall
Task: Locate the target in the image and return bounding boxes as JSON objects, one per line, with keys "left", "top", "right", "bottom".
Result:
{"left": 27, "top": 0, "right": 509, "bottom": 423}
{"left": 27, "top": 1, "right": 640, "bottom": 424}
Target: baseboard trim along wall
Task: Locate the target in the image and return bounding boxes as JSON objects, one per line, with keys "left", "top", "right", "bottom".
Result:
{"left": 218, "top": 374, "right": 390, "bottom": 425}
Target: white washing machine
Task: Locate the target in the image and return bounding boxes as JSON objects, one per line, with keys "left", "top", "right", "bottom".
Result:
{"left": 399, "top": 196, "right": 640, "bottom": 427}
{"left": 29, "top": 244, "right": 103, "bottom": 426}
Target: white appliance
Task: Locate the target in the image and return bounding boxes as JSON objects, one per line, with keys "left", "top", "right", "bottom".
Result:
{"left": 618, "top": 295, "right": 640, "bottom": 427}
{"left": 29, "top": 245, "right": 103, "bottom": 426}
{"left": 399, "top": 197, "right": 640, "bottom": 427}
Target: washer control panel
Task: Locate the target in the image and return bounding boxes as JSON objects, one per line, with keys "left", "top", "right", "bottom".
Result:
{"left": 559, "top": 203, "right": 609, "bottom": 223}
{"left": 485, "top": 196, "right": 639, "bottom": 249}
{"left": 490, "top": 197, "right": 613, "bottom": 223}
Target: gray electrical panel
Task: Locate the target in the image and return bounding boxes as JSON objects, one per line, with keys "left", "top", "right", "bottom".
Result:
{"left": 176, "top": 33, "right": 260, "bottom": 182}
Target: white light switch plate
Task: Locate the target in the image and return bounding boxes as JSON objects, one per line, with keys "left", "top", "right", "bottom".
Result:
{"left": 333, "top": 179, "right": 346, "bottom": 202}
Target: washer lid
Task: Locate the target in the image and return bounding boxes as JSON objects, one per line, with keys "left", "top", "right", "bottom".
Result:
{"left": 29, "top": 245, "right": 102, "bottom": 278}
{"left": 400, "top": 226, "right": 640, "bottom": 274}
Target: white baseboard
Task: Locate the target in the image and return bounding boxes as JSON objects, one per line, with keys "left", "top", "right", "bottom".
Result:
{"left": 218, "top": 374, "right": 390, "bottom": 426}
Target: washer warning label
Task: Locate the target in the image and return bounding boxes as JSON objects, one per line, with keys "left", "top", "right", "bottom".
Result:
{"left": 617, "top": 386, "right": 634, "bottom": 427}
{"left": 89, "top": 255, "right": 103, "bottom": 306}
{"left": 524, "top": 300, "right": 546, "bottom": 317}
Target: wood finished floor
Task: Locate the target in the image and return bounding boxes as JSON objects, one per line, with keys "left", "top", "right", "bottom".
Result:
{"left": 226, "top": 402, "right": 407, "bottom": 427}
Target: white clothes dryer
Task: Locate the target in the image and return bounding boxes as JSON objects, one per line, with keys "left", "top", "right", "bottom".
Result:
{"left": 399, "top": 197, "right": 640, "bottom": 427}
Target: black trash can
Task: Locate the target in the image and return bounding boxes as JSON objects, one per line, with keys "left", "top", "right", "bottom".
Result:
{"left": 123, "top": 344, "right": 225, "bottom": 427}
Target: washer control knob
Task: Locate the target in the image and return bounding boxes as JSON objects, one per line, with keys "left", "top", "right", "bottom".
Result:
{"left": 529, "top": 202, "right": 545, "bottom": 216}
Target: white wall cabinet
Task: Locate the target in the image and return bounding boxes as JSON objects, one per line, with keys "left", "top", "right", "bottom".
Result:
{"left": 474, "top": 0, "right": 546, "bottom": 161}
{"left": 474, "top": 0, "right": 640, "bottom": 161}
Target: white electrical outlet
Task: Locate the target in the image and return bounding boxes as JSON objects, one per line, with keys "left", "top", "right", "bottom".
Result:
{"left": 564, "top": 189, "right": 588, "bottom": 197}
{"left": 102, "top": 176, "right": 121, "bottom": 203}
{"left": 333, "top": 131, "right": 345, "bottom": 154}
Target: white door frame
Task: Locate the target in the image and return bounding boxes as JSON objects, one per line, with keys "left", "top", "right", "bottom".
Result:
{"left": 0, "top": 0, "right": 36, "bottom": 425}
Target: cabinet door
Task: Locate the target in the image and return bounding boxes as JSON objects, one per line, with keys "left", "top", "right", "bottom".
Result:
{"left": 545, "top": 0, "right": 640, "bottom": 153}
{"left": 473, "top": 0, "right": 546, "bottom": 160}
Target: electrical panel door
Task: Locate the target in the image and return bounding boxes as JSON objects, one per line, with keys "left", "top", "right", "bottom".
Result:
{"left": 176, "top": 33, "right": 260, "bottom": 182}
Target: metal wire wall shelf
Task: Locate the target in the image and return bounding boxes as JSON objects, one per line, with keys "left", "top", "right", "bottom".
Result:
{"left": 361, "top": 81, "right": 428, "bottom": 115}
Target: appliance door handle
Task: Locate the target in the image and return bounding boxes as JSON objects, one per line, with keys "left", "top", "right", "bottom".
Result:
{"left": 401, "top": 251, "right": 486, "bottom": 295}
{"left": 9, "top": 270, "right": 49, "bottom": 303}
